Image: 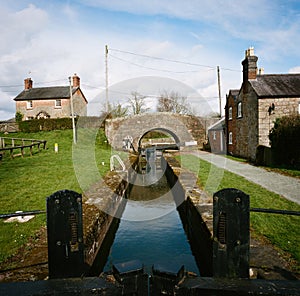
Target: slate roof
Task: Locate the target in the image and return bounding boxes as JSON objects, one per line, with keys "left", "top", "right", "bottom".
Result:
{"left": 250, "top": 74, "right": 300, "bottom": 98}
{"left": 228, "top": 89, "right": 239, "bottom": 97}
{"left": 14, "top": 86, "right": 79, "bottom": 101}
{"left": 208, "top": 117, "right": 225, "bottom": 131}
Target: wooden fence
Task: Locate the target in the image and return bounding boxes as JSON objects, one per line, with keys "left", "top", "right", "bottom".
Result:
{"left": 0, "top": 137, "right": 47, "bottom": 159}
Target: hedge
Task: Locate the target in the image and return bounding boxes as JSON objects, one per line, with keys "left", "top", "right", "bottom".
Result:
{"left": 18, "top": 117, "right": 105, "bottom": 133}
{"left": 18, "top": 118, "right": 74, "bottom": 132}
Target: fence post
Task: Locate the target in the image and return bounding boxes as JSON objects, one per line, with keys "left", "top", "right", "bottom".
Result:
{"left": 46, "top": 190, "right": 85, "bottom": 279}
{"left": 213, "top": 188, "right": 250, "bottom": 278}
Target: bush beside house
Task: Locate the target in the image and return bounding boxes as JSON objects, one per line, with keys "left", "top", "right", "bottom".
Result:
{"left": 269, "top": 115, "right": 300, "bottom": 168}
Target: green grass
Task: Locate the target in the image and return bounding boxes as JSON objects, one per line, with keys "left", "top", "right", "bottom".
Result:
{"left": 179, "top": 154, "right": 300, "bottom": 266}
{"left": 0, "top": 128, "right": 112, "bottom": 263}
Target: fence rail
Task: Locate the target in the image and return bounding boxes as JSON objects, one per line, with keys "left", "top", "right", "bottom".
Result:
{"left": 0, "top": 137, "right": 47, "bottom": 159}
{"left": 250, "top": 207, "right": 300, "bottom": 216}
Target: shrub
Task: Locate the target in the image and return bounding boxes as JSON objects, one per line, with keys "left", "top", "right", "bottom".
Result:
{"left": 15, "top": 111, "right": 23, "bottom": 122}
{"left": 269, "top": 115, "right": 300, "bottom": 168}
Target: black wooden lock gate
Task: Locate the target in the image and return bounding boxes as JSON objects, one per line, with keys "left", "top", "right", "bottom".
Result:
{"left": 47, "top": 190, "right": 85, "bottom": 279}
{"left": 213, "top": 188, "right": 250, "bottom": 279}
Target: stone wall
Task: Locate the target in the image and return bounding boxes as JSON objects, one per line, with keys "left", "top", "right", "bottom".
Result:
{"left": 258, "top": 97, "right": 300, "bottom": 147}
{"left": 105, "top": 113, "right": 206, "bottom": 150}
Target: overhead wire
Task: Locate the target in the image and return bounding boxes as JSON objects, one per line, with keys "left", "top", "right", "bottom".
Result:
{"left": 109, "top": 53, "right": 214, "bottom": 74}
{"left": 109, "top": 47, "right": 240, "bottom": 72}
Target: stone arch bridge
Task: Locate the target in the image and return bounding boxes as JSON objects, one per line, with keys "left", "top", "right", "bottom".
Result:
{"left": 104, "top": 113, "right": 207, "bottom": 151}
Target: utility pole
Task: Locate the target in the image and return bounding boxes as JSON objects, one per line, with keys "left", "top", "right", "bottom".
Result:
{"left": 217, "top": 66, "right": 222, "bottom": 118}
{"left": 69, "top": 76, "right": 77, "bottom": 144}
{"left": 105, "top": 45, "right": 109, "bottom": 113}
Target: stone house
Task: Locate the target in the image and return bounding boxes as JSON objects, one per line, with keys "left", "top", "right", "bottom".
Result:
{"left": 225, "top": 48, "right": 300, "bottom": 161}
{"left": 14, "top": 74, "right": 88, "bottom": 120}
{"left": 207, "top": 117, "right": 226, "bottom": 153}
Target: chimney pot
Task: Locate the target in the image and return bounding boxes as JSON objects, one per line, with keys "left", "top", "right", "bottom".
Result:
{"left": 258, "top": 67, "right": 264, "bottom": 75}
{"left": 24, "top": 78, "right": 33, "bottom": 90}
{"left": 72, "top": 74, "right": 80, "bottom": 88}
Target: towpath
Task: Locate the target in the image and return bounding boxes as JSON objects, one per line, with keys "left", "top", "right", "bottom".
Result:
{"left": 188, "top": 151, "right": 300, "bottom": 205}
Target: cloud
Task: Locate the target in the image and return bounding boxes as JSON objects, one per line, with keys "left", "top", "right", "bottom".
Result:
{"left": 0, "top": 1, "right": 299, "bottom": 120}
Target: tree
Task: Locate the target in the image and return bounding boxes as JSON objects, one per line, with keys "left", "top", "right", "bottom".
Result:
{"left": 269, "top": 114, "right": 300, "bottom": 168}
{"left": 128, "top": 92, "right": 149, "bottom": 115}
{"left": 100, "top": 102, "right": 129, "bottom": 118}
{"left": 110, "top": 102, "right": 129, "bottom": 118}
{"left": 157, "top": 91, "right": 191, "bottom": 114}
{"left": 15, "top": 111, "right": 23, "bottom": 122}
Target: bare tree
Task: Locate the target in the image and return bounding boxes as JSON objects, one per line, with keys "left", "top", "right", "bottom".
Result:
{"left": 128, "top": 92, "right": 150, "bottom": 115}
{"left": 100, "top": 102, "right": 129, "bottom": 118}
{"left": 157, "top": 91, "right": 191, "bottom": 114}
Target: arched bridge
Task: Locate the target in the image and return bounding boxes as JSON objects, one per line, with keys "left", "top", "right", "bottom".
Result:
{"left": 105, "top": 113, "right": 206, "bottom": 151}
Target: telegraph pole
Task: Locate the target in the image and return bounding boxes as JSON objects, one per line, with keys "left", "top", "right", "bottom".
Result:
{"left": 69, "top": 76, "right": 77, "bottom": 144}
{"left": 217, "top": 66, "right": 222, "bottom": 118}
{"left": 105, "top": 45, "right": 109, "bottom": 113}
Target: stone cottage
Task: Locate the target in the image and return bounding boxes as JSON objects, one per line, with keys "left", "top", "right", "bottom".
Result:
{"left": 14, "top": 74, "right": 88, "bottom": 120}
{"left": 225, "top": 48, "right": 300, "bottom": 161}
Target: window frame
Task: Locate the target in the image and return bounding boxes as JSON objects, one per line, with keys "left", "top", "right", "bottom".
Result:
{"left": 55, "top": 99, "right": 62, "bottom": 108}
{"left": 26, "top": 100, "right": 33, "bottom": 109}
{"left": 228, "top": 106, "right": 233, "bottom": 120}
{"left": 228, "top": 132, "right": 233, "bottom": 144}
{"left": 237, "top": 102, "right": 242, "bottom": 118}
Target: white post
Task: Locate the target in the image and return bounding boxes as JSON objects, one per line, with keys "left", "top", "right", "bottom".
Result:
{"left": 69, "top": 76, "right": 77, "bottom": 144}
{"left": 105, "top": 45, "right": 109, "bottom": 113}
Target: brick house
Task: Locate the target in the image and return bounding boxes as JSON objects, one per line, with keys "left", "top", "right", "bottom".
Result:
{"left": 14, "top": 74, "right": 87, "bottom": 120}
{"left": 207, "top": 117, "right": 226, "bottom": 153}
{"left": 225, "top": 48, "right": 300, "bottom": 161}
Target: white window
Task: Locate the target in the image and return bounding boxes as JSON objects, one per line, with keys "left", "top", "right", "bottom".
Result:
{"left": 228, "top": 132, "right": 233, "bottom": 144}
{"left": 213, "top": 131, "right": 216, "bottom": 140}
{"left": 55, "top": 99, "right": 62, "bottom": 108}
{"left": 298, "top": 102, "right": 300, "bottom": 114}
{"left": 237, "top": 102, "right": 242, "bottom": 118}
{"left": 229, "top": 107, "right": 232, "bottom": 120}
{"left": 27, "top": 100, "right": 33, "bottom": 109}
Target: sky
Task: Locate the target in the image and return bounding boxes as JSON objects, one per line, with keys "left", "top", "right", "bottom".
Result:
{"left": 0, "top": 0, "right": 300, "bottom": 120}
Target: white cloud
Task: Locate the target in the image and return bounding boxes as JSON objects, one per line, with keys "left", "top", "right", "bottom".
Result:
{"left": 0, "top": 1, "right": 299, "bottom": 120}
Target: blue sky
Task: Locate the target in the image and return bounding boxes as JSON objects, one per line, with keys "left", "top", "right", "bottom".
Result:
{"left": 0, "top": 0, "right": 300, "bottom": 119}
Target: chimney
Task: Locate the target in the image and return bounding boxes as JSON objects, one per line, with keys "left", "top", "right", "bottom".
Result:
{"left": 242, "top": 47, "right": 258, "bottom": 82}
{"left": 24, "top": 78, "right": 33, "bottom": 90}
{"left": 72, "top": 73, "right": 80, "bottom": 88}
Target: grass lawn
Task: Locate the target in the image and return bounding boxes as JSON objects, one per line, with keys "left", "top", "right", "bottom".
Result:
{"left": 0, "top": 128, "right": 112, "bottom": 263}
{"left": 179, "top": 154, "right": 300, "bottom": 268}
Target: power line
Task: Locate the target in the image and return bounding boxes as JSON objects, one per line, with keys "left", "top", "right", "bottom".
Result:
{"left": 109, "top": 47, "right": 240, "bottom": 72}
{"left": 109, "top": 53, "right": 213, "bottom": 74}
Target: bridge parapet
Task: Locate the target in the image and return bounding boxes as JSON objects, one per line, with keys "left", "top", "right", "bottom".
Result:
{"left": 105, "top": 113, "right": 205, "bottom": 151}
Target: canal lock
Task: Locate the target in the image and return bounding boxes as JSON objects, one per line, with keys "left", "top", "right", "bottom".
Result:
{"left": 92, "top": 148, "right": 213, "bottom": 284}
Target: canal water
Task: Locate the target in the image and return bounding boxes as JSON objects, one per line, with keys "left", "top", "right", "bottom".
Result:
{"left": 104, "top": 156, "right": 200, "bottom": 275}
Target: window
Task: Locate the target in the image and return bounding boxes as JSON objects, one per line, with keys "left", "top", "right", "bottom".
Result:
{"left": 237, "top": 102, "right": 242, "bottom": 118}
{"left": 228, "top": 132, "right": 233, "bottom": 144}
{"left": 27, "top": 100, "right": 33, "bottom": 109}
{"left": 213, "top": 131, "right": 216, "bottom": 140}
{"left": 55, "top": 99, "right": 62, "bottom": 108}
{"left": 298, "top": 102, "right": 300, "bottom": 114}
{"left": 228, "top": 107, "right": 232, "bottom": 120}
